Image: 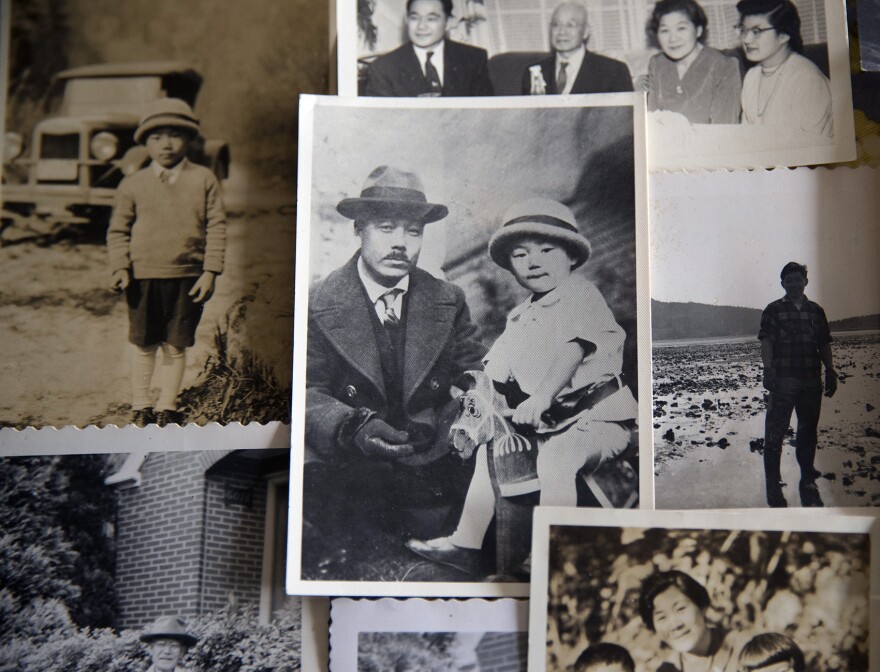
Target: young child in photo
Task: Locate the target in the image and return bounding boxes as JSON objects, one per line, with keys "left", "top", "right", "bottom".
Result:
{"left": 107, "top": 98, "right": 226, "bottom": 427}
{"left": 407, "top": 198, "right": 638, "bottom": 573}
{"left": 738, "top": 633, "right": 805, "bottom": 672}
{"left": 574, "top": 642, "right": 636, "bottom": 672}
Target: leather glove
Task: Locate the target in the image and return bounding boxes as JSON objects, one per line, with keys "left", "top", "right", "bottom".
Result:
{"left": 824, "top": 369, "right": 838, "bottom": 397}
{"left": 353, "top": 418, "right": 415, "bottom": 459}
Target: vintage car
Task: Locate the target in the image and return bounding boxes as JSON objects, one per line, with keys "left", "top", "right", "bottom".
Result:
{"left": 2, "top": 61, "right": 230, "bottom": 229}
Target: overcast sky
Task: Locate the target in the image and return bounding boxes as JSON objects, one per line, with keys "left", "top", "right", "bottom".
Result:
{"left": 650, "top": 167, "right": 880, "bottom": 322}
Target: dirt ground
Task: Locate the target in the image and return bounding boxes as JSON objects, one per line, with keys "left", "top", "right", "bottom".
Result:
{"left": 652, "top": 333, "right": 880, "bottom": 508}
{"left": 0, "top": 165, "right": 295, "bottom": 429}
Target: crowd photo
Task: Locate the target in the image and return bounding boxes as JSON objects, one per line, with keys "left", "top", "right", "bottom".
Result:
{"left": 353, "top": 0, "right": 833, "bottom": 138}
{"left": 542, "top": 524, "right": 870, "bottom": 672}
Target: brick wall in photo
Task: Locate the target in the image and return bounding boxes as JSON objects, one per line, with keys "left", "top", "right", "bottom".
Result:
{"left": 476, "top": 632, "right": 529, "bottom": 672}
{"left": 115, "top": 452, "right": 207, "bottom": 629}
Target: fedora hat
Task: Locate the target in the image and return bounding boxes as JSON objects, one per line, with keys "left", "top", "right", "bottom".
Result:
{"left": 489, "top": 197, "right": 591, "bottom": 270}
{"left": 337, "top": 166, "right": 448, "bottom": 224}
{"left": 140, "top": 615, "right": 199, "bottom": 647}
{"left": 134, "top": 98, "right": 200, "bottom": 144}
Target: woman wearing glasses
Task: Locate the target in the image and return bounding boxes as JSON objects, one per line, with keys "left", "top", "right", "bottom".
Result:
{"left": 646, "top": 0, "right": 742, "bottom": 124}
{"left": 736, "top": 0, "right": 833, "bottom": 137}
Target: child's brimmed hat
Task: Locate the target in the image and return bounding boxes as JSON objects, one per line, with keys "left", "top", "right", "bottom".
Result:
{"left": 337, "top": 165, "right": 448, "bottom": 224}
{"left": 139, "top": 615, "right": 199, "bottom": 647}
{"left": 489, "top": 197, "right": 592, "bottom": 270}
{"left": 134, "top": 98, "right": 200, "bottom": 144}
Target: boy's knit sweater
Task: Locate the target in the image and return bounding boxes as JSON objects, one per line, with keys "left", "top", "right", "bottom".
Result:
{"left": 107, "top": 162, "right": 226, "bottom": 278}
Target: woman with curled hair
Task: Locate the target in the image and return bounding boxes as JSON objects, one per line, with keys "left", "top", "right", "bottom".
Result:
{"left": 646, "top": 0, "right": 742, "bottom": 123}
{"left": 639, "top": 570, "right": 749, "bottom": 672}
{"left": 736, "top": 0, "right": 833, "bottom": 137}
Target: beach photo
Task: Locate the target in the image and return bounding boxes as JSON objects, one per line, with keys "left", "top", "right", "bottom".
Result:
{"left": 289, "top": 94, "right": 650, "bottom": 596}
{"left": 650, "top": 167, "right": 880, "bottom": 509}
{"left": 337, "top": 0, "right": 855, "bottom": 169}
{"left": 528, "top": 508, "right": 876, "bottom": 672}
{"left": 0, "top": 0, "right": 326, "bottom": 443}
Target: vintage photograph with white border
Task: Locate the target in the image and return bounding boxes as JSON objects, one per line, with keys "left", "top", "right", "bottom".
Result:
{"left": 0, "top": 450, "right": 301, "bottom": 670}
{"left": 329, "top": 597, "right": 528, "bottom": 671}
{"left": 650, "top": 166, "right": 880, "bottom": 510}
{"left": 529, "top": 507, "right": 878, "bottom": 672}
{"left": 289, "top": 93, "right": 651, "bottom": 597}
{"left": 337, "top": 0, "right": 855, "bottom": 170}
{"left": 0, "top": 0, "right": 326, "bottom": 451}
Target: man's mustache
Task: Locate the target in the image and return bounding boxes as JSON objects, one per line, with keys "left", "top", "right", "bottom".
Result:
{"left": 384, "top": 252, "right": 411, "bottom": 262}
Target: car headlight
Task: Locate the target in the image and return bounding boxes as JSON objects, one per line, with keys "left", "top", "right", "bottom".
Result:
{"left": 90, "top": 132, "right": 118, "bottom": 161}
{"left": 3, "top": 132, "right": 24, "bottom": 161}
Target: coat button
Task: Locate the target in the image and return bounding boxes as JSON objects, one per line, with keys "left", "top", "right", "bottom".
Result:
{"left": 429, "top": 378, "right": 440, "bottom": 391}
{"left": 345, "top": 385, "right": 357, "bottom": 399}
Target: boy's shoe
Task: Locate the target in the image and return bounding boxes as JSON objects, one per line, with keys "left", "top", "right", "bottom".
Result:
{"left": 765, "top": 479, "right": 788, "bottom": 508}
{"left": 405, "top": 537, "right": 484, "bottom": 576}
{"left": 132, "top": 407, "right": 156, "bottom": 427}
{"left": 799, "top": 480, "right": 824, "bottom": 507}
{"left": 155, "top": 409, "right": 186, "bottom": 427}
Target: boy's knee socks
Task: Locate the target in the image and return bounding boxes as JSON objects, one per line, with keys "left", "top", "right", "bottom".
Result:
{"left": 132, "top": 344, "right": 159, "bottom": 410}
{"left": 157, "top": 343, "right": 186, "bottom": 411}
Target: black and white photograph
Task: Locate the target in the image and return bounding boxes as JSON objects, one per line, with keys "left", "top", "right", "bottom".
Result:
{"left": 0, "top": 450, "right": 301, "bottom": 670}
{"left": 650, "top": 167, "right": 880, "bottom": 510}
{"left": 289, "top": 94, "right": 651, "bottom": 596}
{"left": 337, "top": 0, "right": 855, "bottom": 169}
{"left": 528, "top": 508, "right": 877, "bottom": 672}
{"left": 329, "top": 597, "right": 528, "bottom": 671}
{"left": 0, "top": 0, "right": 326, "bottom": 448}
{"left": 859, "top": 0, "right": 880, "bottom": 70}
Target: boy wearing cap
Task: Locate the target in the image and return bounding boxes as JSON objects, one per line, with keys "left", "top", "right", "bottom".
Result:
{"left": 408, "top": 197, "right": 637, "bottom": 574}
{"left": 107, "top": 98, "right": 226, "bottom": 427}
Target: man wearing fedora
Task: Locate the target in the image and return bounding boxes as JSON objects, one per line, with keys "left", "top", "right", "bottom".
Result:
{"left": 302, "top": 165, "right": 486, "bottom": 572}
{"left": 140, "top": 615, "right": 198, "bottom": 672}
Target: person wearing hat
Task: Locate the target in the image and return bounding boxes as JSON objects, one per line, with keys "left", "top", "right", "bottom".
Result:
{"left": 107, "top": 98, "right": 226, "bottom": 428}
{"left": 140, "top": 615, "right": 198, "bottom": 672}
{"left": 302, "top": 165, "right": 486, "bottom": 565}
{"left": 363, "top": 0, "right": 494, "bottom": 97}
{"left": 408, "top": 197, "right": 637, "bottom": 575}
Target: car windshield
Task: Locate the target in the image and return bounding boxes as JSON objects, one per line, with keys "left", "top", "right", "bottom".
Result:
{"left": 61, "top": 77, "right": 163, "bottom": 116}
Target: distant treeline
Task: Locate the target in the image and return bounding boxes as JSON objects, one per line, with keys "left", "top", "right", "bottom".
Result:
{"left": 652, "top": 300, "right": 880, "bottom": 340}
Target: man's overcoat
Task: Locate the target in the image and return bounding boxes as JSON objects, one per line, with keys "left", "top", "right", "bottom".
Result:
{"left": 305, "top": 254, "right": 486, "bottom": 465}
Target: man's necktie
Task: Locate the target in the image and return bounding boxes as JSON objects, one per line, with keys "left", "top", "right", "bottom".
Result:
{"left": 424, "top": 51, "right": 442, "bottom": 94}
{"left": 557, "top": 60, "right": 569, "bottom": 94}
{"left": 159, "top": 170, "right": 170, "bottom": 184}
{"left": 378, "top": 288, "right": 404, "bottom": 326}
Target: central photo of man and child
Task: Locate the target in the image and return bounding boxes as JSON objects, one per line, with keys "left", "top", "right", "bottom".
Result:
{"left": 289, "top": 95, "right": 650, "bottom": 593}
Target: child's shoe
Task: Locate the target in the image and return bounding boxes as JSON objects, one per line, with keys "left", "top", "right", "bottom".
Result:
{"left": 156, "top": 409, "right": 185, "bottom": 427}
{"left": 132, "top": 407, "right": 156, "bottom": 427}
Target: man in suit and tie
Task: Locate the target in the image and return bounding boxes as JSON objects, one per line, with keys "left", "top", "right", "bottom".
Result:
{"left": 364, "top": 0, "right": 494, "bottom": 97}
{"left": 302, "top": 165, "right": 487, "bottom": 576}
{"left": 523, "top": 1, "right": 633, "bottom": 95}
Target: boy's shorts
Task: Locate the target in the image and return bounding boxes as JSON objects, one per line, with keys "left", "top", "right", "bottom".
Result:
{"left": 126, "top": 277, "right": 204, "bottom": 348}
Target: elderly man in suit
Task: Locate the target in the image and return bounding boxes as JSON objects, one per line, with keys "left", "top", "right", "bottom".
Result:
{"left": 140, "top": 615, "right": 198, "bottom": 672}
{"left": 523, "top": 1, "right": 633, "bottom": 95}
{"left": 303, "top": 165, "right": 486, "bottom": 573}
{"left": 364, "top": 0, "right": 494, "bottom": 97}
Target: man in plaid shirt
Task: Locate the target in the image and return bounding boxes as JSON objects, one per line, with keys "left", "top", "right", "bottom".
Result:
{"left": 758, "top": 262, "right": 838, "bottom": 507}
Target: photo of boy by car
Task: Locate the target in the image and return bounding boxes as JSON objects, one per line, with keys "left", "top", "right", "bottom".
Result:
{"left": 107, "top": 98, "right": 226, "bottom": 427}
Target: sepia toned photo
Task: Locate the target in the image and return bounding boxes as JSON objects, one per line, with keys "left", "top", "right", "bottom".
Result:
{"left": 330, "top": 597, "right": 528, "bottom": 671}
{"left": 337, "top": 0, "right": 855, "bottom": 169}
{"left": 529, "top": 508, "right": 877, "bottom": 672}
{"left": 289, "top": 94, "right": 651, "bottom": 597}
{"left": 0, "top": 450, "right": 300, "bottom": 670}
{"left": 650, "top": 167, "right": 880, "bottom": 510}
{"left": 0, "top": 0, "right": 327, "bottom": 447}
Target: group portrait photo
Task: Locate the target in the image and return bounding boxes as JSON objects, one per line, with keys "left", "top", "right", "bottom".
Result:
{"left": 289, "top": 94, "right": 650, "bottom": 596}
{"left": 338, "top": 0, "right": 855, "bottom": 168}
{"left": 528, "top": 508, "right": 875, "bottom": 672}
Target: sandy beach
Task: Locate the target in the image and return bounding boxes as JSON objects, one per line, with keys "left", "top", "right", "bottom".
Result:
{"left": 652, "top": 331, "right": 880, "bottom": 508}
